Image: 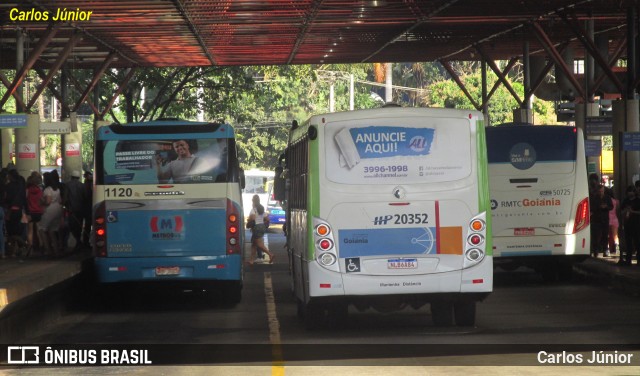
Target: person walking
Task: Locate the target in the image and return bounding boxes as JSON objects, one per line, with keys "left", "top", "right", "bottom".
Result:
{"left": 247, "top": 194, "right": 275, "bottom": 265}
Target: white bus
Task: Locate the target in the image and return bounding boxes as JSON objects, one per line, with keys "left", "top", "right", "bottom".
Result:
{"left": 241, "top": 169, "right": 274, "bottom": 217}
{"left": 274, "top": 107, "right": 492, "bottom": 328}
{"left": 486, "top": 124, "right": 590, "bottom": 280}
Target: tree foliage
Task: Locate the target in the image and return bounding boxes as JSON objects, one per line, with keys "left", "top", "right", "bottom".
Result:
{"left": 4, "top": 61, "right": 563, "bottom": 171}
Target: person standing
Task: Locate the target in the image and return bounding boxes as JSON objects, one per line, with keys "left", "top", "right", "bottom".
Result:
{"left": 589, "top": 184, "right": 613, "bottom": 257}
{"left": 606, "top": 188, "right": 620, "bottom": 257}
{"left": 38, "top": 172, "right": 64, "bottom": 256}
{"left": 4, "top": 169, "right": 27, "bottom": 255}
{"left": 64, "top": 171, "right": 85, "bottom": 252}
{"left": 25, "top": 172, "right": 44, "bottom": 254}
{"left": 247, "top": 194, "right": 275, "bottom": 265}
{"left": 621, "top": 185, "right": 640, "bottom": 265}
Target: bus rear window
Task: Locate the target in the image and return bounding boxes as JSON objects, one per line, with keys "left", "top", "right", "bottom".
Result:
{"left": 97, "top": 138, "right": 229, "bottom": 185}
{"left": 486, "top": 126, "right": 577, "bottom": 164}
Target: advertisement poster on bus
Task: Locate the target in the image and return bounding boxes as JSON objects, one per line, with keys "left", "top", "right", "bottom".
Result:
{"left": 101, "top": 138, "right": 228, "bottom": 184}
{"left": 324, "top": 119, "right": 472, "bottom": 184}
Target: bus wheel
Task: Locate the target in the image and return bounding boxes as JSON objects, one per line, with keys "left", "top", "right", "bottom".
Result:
{"left": 453, "top": 301, "right": 476, "bottom": 326}
{"left": 431, "top": 301, "right": 453, "bottom": 327}
{"left": 557, "top": 262, "right": 574, "bottom": 282}
{"left": 326, "top": 303, "right": 348, "bottom": 328}
{"left": 303, "top": 302, "right": 324, "bottom": 330}
{"left": 223, "top": 282, "right": 242, "bottom": 305}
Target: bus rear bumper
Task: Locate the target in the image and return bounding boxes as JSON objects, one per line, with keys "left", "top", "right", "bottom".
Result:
{"left": 94, "top": 255, "right": 242, "bottom": 284}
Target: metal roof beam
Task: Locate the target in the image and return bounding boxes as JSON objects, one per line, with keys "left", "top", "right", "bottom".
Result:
{"left": 560, "top": 12, "right": 625, "bottom": 94}
{"left": 0, "top": 72, "right": 27, "bottom": 111}
{"left": 173, "top": 0, "right": 217, "bottom": 65}
{"left": 26, "top": 33, "right": 82, "bottom": 111}
{"left": 100, "top": 68, "right": 137, "bottom": 121}
{"left": 287, "top": 0, "right": 324, "bottom": 64}
{"left": 362, "top": 0, "right": 461, "bottom": 63}
{"left": 34, "top": 68, "right": 70, "bottom": 115}
{"left": 486, "top": 57, "right": 519, "bottom": 104}
{"left": 475, "top": 46, "right": 523, "bottom": 107}
{"left": 438, "top": 60, "right": 481, "bottom": 111}
{"left": 0, "top": 23, "right": 60, "bottom": 110}
{"left": 73, "top": 51, "right": 117, "bottom": 114}
{"left": 141, "top": 68, "right": 182, "bottom": 122}
{"left": 67, "top": 73, "right": 99, "bottom": 116}
{"left": 530, "top": 21, "right": 586, "bottom": 101}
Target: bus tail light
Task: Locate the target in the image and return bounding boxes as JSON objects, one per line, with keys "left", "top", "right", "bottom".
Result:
{"left": 313, "top": 218, "right": 339, "bottom": 272}
{"left": 226, "top": 199, "right": 241, "bottom": 255}
{"left": 94, "top": 202, "right": 107, "bottom": 257}
{"left": 463, "top": 213, "right": 487, "bottom": 267}
{"left": 573, "top": 197, "right": 590, "bottom": 234}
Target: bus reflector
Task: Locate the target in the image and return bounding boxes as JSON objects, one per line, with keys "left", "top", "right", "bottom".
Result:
{"left": 573, "top": 198, "right": 590, "bottom": 233}
{"left": 470, "top": 219, "right": 485, "bottom": 231}
{"left": 316, "top": 224, "right": 330, "bottom": 236}
{"left": 320, "top": 283, "right": 331, "bottom": 288}
{"left": 472, "top": 279, "right": 484, "bottom": 284}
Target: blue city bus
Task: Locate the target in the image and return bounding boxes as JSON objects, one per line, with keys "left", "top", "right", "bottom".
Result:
{"left": 93, "top": 119, "right": 244, "bottom": 303}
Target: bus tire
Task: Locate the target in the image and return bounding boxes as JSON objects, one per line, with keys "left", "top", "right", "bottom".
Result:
{"left": 454, "top": 301, "right": 476, "bottom": 326}
{"left": 557, "top": 262, "right": 574, "bottom": 282}
{"left": 431, "top": 301, "right": 453, "bottom": 327}
{"left": 223, "top": 282, "right": 242, "bottom": 305}
{"left": 303, "top": 302, "right": 324, "bottom": 330}
{"left": 326, "top": 303, "right": 348, "bottom": 328}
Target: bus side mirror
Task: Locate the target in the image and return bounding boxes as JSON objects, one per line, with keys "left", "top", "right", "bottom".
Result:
{"left": 274, "top": 166, "right": 285, "bottom": 201}
{"left": 239, "top": 168, "right": 246, "bottom": 190}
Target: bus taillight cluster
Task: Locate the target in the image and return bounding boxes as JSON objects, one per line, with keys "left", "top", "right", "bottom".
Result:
{"left": 226, "top": 199, "right": 241, "bottom": 255}
{"left": 314, "top": 219, "right": 338, "bottom": 269}
{"left": 94, "top": 202, "right": 107, "bottom": 257}
{"left": 464, "top": 215, "right": 487, "bottom": 264}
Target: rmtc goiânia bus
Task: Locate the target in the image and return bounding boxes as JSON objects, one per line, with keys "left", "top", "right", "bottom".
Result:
{"left": 486, "top": 124, "right": 590, "bottom": 281}
{"left": 274, "top": 107, "right": 492, "bottom": 328}
{"left": 93, "top": 119, "right": 244, "bottom": 303}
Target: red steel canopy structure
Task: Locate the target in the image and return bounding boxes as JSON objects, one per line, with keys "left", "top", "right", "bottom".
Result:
{"left": 0, "top": 0, "right": 631, "bottom": 68}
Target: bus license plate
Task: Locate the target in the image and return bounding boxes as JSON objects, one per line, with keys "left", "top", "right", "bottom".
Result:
{"left": 387, "top": 258, "right": 417, "bottom": 269}
{"left": 156, "top": 266, "right": 180, "bottom": 276}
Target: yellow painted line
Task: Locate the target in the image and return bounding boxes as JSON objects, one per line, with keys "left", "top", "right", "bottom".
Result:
{"left": 264, "top": 272, "right": 284, "bottom": 376}
{"left": 0, "top": 288, "right": 7, "bottom": 311}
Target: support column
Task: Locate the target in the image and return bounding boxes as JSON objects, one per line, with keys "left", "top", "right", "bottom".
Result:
{"left": 385, "top": 63, "right": 392, "bottom": 103}
{"left": 576, "top": 102, "right": 601, "bottom": 177}
{"left": 613, "top": 99, "right": 625, "bottom": 199}
{"left": 62, "top": 126, "right": 82, "bottom": 181}
{"left": 15, "top": 114, "right": 40, "bottom": 178}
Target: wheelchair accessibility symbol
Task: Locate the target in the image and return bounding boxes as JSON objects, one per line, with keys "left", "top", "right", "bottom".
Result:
{"left": 346, "top": 258, "right": 360, "bottom": 273}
